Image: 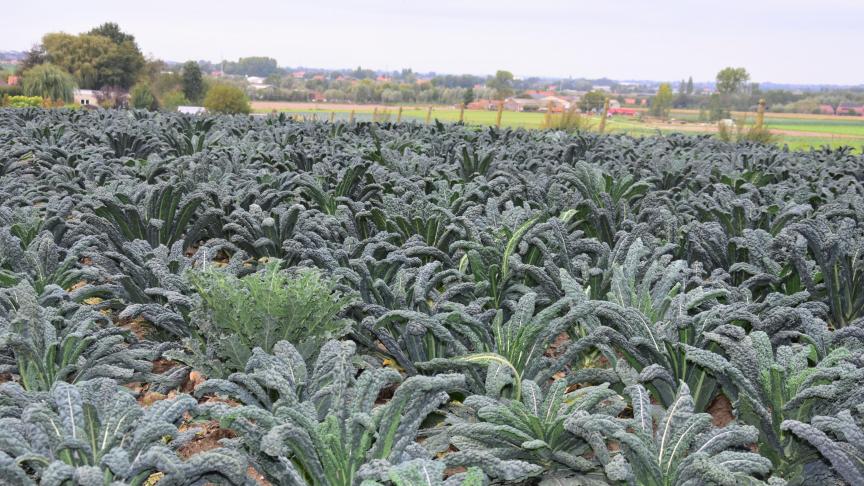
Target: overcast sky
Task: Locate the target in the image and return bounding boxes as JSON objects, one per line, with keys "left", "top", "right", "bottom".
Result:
{"left": 3, "top": 0, "right": 862, "bottom": 85}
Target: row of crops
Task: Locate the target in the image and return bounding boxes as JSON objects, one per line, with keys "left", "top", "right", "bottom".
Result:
{"left": 0, "top": 108, "right": 862, "bottom": 485}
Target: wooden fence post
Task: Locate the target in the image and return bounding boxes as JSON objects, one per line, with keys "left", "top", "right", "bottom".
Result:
{"left": 459, "top": 103, "right": 465, "bottom": 123}
{"left": 495, "top": 101, "right": 504, "bottom": 128}
{"left": 425, "top": 106, "right": 433, "bottom": 125}
{"left": 756, "top": 98, "right": 766, "bottom": 130}
{"left": 598, "top": 99, "right": 610, "bottom": 134}
{"left": 349, "top": 109, "right": 355, "bottom": 123}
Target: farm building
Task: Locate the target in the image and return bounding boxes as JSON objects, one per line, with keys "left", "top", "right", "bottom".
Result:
{"left": 466, "top": 99, "right": 497, "bottom": 110}
{"left": 504, "top": 98, "right": 543, "bottom": 112}
{"left": 819, "top": 104, "right": 835, "bottom": 115}
{"left": 836, "top": 103, "right": 864, "bottom": 116}
{"left": 608, "top": 108, "right": 638, "bottom": 116}
{"left": 535, "top": 96, "right": 572, "bottom": 112}
{"left": 73, "top": 89, "right": 100, "bottom": 107}
{"left": 177, "top": 106, "right": 207, "bottom": 115}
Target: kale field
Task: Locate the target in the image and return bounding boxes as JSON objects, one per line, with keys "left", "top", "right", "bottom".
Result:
{"left": 1, "top": 108, "right": 863, "bottom": 485}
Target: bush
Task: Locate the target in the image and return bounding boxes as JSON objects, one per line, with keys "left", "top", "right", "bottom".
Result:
{"left": 178, "top": 261, "right": 352, "bottom": 377}
{"left": 160, "top": 89, "right": 190, "bottom": 112}
{"left": 130, "top": 82, "right": 159, "bottom": 110}
{"left": 203, "top": 83, "right": 251, "bottom": 114}
{"left": 542, "top": 108, "right": 594, "bottom": 132}
{"left": 4, "top": 95, "right": 43, "bottom": 108}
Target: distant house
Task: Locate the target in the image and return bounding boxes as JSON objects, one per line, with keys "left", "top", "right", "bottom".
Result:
{"left": 246, "top": 76, "right": 266, "bottom": 85}
{"left": 291, "top": 71, "right": 306, "bottom": 79}
{"left": 836, "top": 103, "right": 864, "bottom": 116}
{"left": 504, "top": 98, "right": 542, "bottom": 112}
{"left": 467, "top": 99, "right": 497, "bottom": 110}
{"left": 7, "top": 75, "right": 20, "bottom": 86}
{"left": 538, "top": 96, "right": 571, "bottom": 112}
{"left": 177, "top": 106, "right": 207, "bottom": 115}
{"left": 311, "top": 91, "right": 326, "bottom": 102}
{"left": 73, "top": 89, "right": 100, "bottom": 107}
{"left": 819, "top": 104, "right": 835, "bottom": 115}
{"left": 608, "top": 99, "right": 621, "bottom": 109}
{"left": 608, "top": 108, "right": 638, "bottom": 117}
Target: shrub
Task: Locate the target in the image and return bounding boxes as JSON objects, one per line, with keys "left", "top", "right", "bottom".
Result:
{"left": 203, "top": 83, "right": 251, "bottom": 114}
{"left": 130, "top": 82, "right": 159, "bottom": 110}
{"left": 542, "top": 108, "right": 594, "bottom": 132}
{"left": 4, "top": 95, "right": 43, "bottom": 108}
{"left": 161, "top": 89, "right": 190, "bottom": 111}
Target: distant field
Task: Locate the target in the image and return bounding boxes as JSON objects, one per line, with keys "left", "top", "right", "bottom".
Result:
{"left": 251, "top": 102, "right": 864, "bottom": 152}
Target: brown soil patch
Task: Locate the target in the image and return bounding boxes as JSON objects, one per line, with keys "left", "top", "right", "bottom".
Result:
{"left": 707, "top": 393, "right": 735, "bottom": 428}
{"left": 176, "top": 420, "right": 236, "bottom": 459}
{"left": 247, "top": 466, "right": 272, "bottom": 486}
{"left": 119, "top": 316, "right": 156, "bottom": 340}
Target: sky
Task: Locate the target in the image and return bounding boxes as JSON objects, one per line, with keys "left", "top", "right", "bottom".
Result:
{"left": 3, "top": 0, "right": 862, "bottom": 85}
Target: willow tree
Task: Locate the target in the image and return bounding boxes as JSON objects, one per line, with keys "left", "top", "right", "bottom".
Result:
{"left": 22, "top": 63, "right": 76, "bottom": 103}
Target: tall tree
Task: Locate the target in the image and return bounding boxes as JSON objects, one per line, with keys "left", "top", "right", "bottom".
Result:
{"left": 463, "top": 86, "right": 475, "bottom": 105}
{"left": 579, "top": 90, "right": 607, "bottom": 112}
{"left": 716, "top": 67, "right": 750, "bottom": 94}
{"left": 650, "top": 83, "right": 674, "bottom": 119}
{"left": 17, "top": 45, "right": 46, "bottom": 74}
{"left": 679, "top": 79, "right": 687, "bottom": 95}
{"left": 686, "top": 76, "right": 694, "bottom": 95}
{"left": 41, "top": 25, "right": 144, "bottom": 89}
{"left": 182, "top": 61, "right": 205, "bottom": 103}
{"left": 88, "top": 22, "right": 136, "bottom": 45}
{"left": 22, "top": 63, "right": 76, "bottom": 103}
{"left": 486, "top": 70, "right": 514, "bottom": 100}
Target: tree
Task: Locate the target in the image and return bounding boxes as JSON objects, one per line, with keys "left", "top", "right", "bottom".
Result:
{"left": 463, "top": 86, "right": 475, "bottom": 106}
{"left": 203, "top": 83, "right": 250, "bottom": 114}
{"left": 486, "top": 70, "right": 514, "bottom": 100}
{"left": 679, "top": 79, "right": 687, "bottom": 95}
{"left": 233, "top": 57, "right": 279, "bottom": 77}
{"left": 41, "top": 28, "right": 144, "bottom": 89}
{"left": 22, "top": 64, "right": 76, "bottom": 103}
{"left": 650, "top": 83, "right": 674, "bottom": 119}
{"left": 130, "top": 83, "right": 158, "bottom": 110}
{"left": 17, "top": 45, "right": 46, "bottom": 74}
{"left": 579, "top": 90, "right": 607, "bottom": 112}
{"left": 686, "top": 76, "right": 694, "bottom": 95}
{"left": 707, "top": 93, "right": 730, "bottom": 121}
{"left": 88, "top": 22, "right": 135, "bottom": 45}
{"left": 181, "top": 61, "right": 205, "bottom": 103}
{"left": 716, "top": 67, "right": 750, "bottom": 94}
